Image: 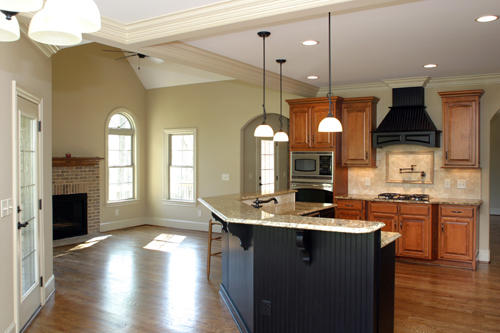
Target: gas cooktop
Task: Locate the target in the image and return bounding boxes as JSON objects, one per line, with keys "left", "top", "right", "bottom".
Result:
{"left": 377, "top": 193, "right": 430, "bottom": 202}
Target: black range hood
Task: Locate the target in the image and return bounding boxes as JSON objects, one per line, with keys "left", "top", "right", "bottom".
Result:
{"left": 373, "top": 87, "right": 441, "bottom": 148}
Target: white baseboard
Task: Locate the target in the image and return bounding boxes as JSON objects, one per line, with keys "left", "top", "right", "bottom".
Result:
{"left": 148, "top": 217, "right": 220, "bottom": 232}
{"left": 4, "top": 321, "right": 15, "bottom": 333}
{"left": 42, "top": 274, "right": 55, "bottom": 304}
{"left": 478, "top": 249, "right": 491, "bottom": 263}
{"left": 100, "top": 217, "right": 145, "bottom": 232}
{"left": 490, "top": 208, "right": 500, "bottom": 215}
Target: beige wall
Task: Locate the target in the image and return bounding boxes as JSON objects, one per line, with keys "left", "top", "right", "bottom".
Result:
{"left": 0, "top": 37, "right": 52, "bottom": 331}
{"left": 52, "top": 43, "right": 147, "bottom": 224}
{"left": 490, "top": 112, "right": 500, "bottom": 212}
{"left": 333, "top": 81, "right": 500, "bottom": 260}
{"left": 146, "top": 80, "right": 302, "bottom": 228}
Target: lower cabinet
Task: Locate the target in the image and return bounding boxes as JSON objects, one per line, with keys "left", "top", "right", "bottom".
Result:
{"left": 335, "top": 199, "right": 365, "bottom": 220}
{"left": 438, "top": 205, "right": 477, "bottom": 269}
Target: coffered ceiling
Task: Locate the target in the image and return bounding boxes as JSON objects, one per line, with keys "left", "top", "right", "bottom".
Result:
{"left": 76, "top": 0, "right": 500, "bottom": 95}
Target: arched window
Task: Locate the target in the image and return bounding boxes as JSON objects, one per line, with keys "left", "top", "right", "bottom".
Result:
{"left": 106, "top": 111, "right": 136, "bottom": 202}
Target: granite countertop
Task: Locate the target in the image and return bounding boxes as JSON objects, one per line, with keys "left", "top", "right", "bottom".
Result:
{"left": 264, "top": 202, "right": 336, "bottom": 216}
{"left": 240, "top": 189, "right": 297, "bottom": 200}
{"left": 336, "top": 194, "right": 482, "bottom": 206}
{"left": 198, "top": 194, "right": 385, "bottom": 234}
{"left": 381, "top": 232, "right": 401, "bottom": 248}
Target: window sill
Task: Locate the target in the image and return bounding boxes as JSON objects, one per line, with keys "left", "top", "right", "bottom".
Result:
{"left": 162, "top": 199, "right": 197, "bottom": 207}
{"left": 106, "top": 199, "right": 139, "bottom": 207}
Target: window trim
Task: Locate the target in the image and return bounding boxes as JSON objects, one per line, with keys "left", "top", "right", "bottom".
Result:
{"left": 163, "top": 128, "right": 197, "bottom": 206}
{"left": 105, "top": 109, "right": 138, "bottom": 204}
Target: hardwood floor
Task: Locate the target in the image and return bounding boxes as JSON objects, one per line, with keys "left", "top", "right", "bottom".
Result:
{"left": 27, "top": 220, "right": 500, "bottom": 332}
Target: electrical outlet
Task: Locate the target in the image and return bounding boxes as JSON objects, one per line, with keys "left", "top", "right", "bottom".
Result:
{"left": 197, "top": 208, "right": 202, "bottom": 217}
{"left": 115, "top": 208, "right": 120, "bottom": 216}
{"left": 444, "top": 179, "right": 451, "bottom": 189}
{"left": 0, "top": 199, "right": 8, "bottom": 218}
{"left": 221, "top": 173, "right": 230, "bottom": 181}
{"left": 364, "top": 177, "right": 371, "bottom": 186}
{"left": 457, "top": 179, "right": 466, "bottom": 189}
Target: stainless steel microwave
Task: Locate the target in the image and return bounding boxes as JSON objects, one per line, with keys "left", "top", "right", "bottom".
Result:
{"left": 290, "top": 151, "right": 334, "bottom": 183}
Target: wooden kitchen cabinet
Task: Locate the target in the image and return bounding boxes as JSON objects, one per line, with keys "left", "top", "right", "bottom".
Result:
{"left": 438, "top": 205, "right": 477, "bottom": 269}
{"left": 367, "top": 201, "right": 398, "bottom": 233}
{"left": 439, "top": 90, "right": 484, "bottom": 168}
{"left": 341, "top": 97, "right": 378, "bottom": 167}
{"left": 287, "top": 97, "right": 343, "bottom": 151}
{"left": 335, "top": 199, "right": 365, "bottom": 220}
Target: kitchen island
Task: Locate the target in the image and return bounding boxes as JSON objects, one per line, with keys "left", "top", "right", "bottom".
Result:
{"left": 199, "top": 192, "right": 400, "bottom": 333}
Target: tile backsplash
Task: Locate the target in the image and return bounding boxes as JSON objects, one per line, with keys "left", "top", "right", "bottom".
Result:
{"left": 348, "top": 145, "right": 481, "bottom": 199}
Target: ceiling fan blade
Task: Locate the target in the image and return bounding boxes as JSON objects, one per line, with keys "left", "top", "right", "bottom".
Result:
{"left": 115, "top": 54, "right": 137, "bottom": 60}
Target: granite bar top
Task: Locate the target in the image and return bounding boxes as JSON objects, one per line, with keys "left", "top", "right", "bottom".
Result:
{"left": 198, "top": 194, "right": 385, "bottom": 234}
{"left": 240, "top": 189, "right": 297, "bottom": 200}
{"left": 260, "top": 201, "right": 336, "bottom": 216}
{"left": 381, "top": 232, "right": 401, "bottom": 248}
{"left": 336, "top": 194, "right": 482, "bottom": 206}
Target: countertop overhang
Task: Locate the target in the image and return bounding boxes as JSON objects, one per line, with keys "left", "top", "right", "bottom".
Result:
{"left": 198, "top": 194, "right": 387, "bottom": 234}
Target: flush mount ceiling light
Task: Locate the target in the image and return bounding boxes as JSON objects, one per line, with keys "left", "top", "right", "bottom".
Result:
{"left": 274, "top": 58, "right": 289, "bottom": 142}
{"left": 318, "top": 12, "right": 342, "bottom": 133}
{"left": 0, "top": 0, "right": 101, "bottom": 45}
{"left": 254, "top": 31, "right": 274, "bottom": 138}
{"left": 307, "top": 75, "right": 319, "bottom": 80}
{"left": 475, "top": 15, "right": 498, "bottom": 23}
{"left": 423, "top": 63, "right": 438, "bottom": 69}
{"left": 302, "top": 40, "right": 319, "bottom": 46}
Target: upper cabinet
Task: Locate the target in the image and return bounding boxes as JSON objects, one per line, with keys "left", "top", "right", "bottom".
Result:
{"left": 439, "top": 90, "right": 484, "bottom": 168}
{"left": 287, "top": 97, "right": 343, "bottom": 151}
{"left": 341, "top": 97, "right": 379, "bottom": 167}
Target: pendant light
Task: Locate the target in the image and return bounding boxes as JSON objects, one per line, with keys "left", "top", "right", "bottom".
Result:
{"left": 254, "top": 31, "right": 274, "bottom": 138}
{"left": 273, "top": 58, "right": 289, "bottom": 142}
{"left": 0, "top": 11, "right": 19, "bottom": 42}
{"left": 318, "top": 12, "right": 343, "bottom": 133}
{"left": 0, "top": 0, "right": 43, "bottom": 13}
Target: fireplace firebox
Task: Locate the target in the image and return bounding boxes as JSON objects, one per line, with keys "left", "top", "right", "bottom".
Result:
{"left": 53, "top": 193, "right": 88, "bottom": 240}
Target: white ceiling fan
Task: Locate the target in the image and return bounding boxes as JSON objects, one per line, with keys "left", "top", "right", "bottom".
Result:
{"left": 102, "top": 49, "right": 164, "bottom": 70}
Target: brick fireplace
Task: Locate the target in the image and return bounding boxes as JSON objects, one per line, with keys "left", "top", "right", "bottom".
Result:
{"left": 52, "top": 157, "right": 103, "bottom": 237}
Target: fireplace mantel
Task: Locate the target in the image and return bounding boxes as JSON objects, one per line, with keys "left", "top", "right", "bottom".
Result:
{"left": 53, "top": 157, "right": 103, "bottom": 167}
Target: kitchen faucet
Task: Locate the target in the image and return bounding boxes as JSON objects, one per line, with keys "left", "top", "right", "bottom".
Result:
{"left": 252, "top": 197, "right": 278, "bottom": 208}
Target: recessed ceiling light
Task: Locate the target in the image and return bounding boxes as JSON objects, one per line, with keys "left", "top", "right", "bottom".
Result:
{"left": 307, "top": 75, "right": 319, "bottom": 80}
{"left": 423, "top": 63, "right": 438, "bottom": 69}
{"left": 475, "top": 15, "right": 498, "bottom": 23}
{"left": 302, "top": 40, "right": 319, "bottom": 46}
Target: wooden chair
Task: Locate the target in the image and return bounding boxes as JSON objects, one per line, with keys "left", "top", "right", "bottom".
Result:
{"left": 207, "top": 218, "right": 222, "bottom": 280}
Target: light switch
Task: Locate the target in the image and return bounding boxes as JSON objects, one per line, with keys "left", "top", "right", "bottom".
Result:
{"left": 222, "top": 173, "right": 230, "bottom": 181}
{"left": 1, "top": 199, "right": 9, "bottom": 218}
{"left": 115, "top": 208, "right": 120, "bottom": 216}
{"left": 364, "top": 177, "right": 371, "bottom": 186}
{"left": 457, "top": 179, "right": 466, "bottom": 189}
{"left": 444, "top": 179, "right": 451, "bottom": 189}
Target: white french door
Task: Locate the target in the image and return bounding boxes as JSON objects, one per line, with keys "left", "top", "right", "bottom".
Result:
{"left": 17, "top": 96, "right": 42, "bottom": 329}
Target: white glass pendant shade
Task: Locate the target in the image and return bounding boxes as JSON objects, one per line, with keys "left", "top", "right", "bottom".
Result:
{"left": 318, "top": 116, "right": 343, "bottom": 132}
{"left": 273, "top": 131, "right": 289, "bottom": 142}
{"left": 0, "top": 0, "right": 43, "bottom": 12}
{"left": 29, "top": 3, "right": 82, "bottom": 46}
{"left": 254, "top": 124, "right": 274, "bottom": 137}
{"left": 0, "top": 12, "right": 20, "bottom": 42}
{"left": 73, "top": 0, "right": 101, "bottom": 33}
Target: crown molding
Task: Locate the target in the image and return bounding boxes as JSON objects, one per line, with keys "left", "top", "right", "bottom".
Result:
{"left": 18, "top": 22, "right": 60, "bottom": 57}
{"left": 316, "top": 73, "right": 500, "bottom": 96}
{"left": 141, "top": 42, "right": 318, "bottom": 97}
{"left": 85, "top": 0, "right": 412, "bottom": 48}
{"left": 382, "top": 76, "right": 430, "bottom": 88}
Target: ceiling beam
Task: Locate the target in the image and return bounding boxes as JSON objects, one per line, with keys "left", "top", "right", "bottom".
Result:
{"left": 141, "top": 42, "right": 319, "bottom": 97}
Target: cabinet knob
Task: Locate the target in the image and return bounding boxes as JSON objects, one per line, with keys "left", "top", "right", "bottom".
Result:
{"left": 441, "top": 223, "right": 445, "bottom": 232}
{"left": 400, "top": 222, "right": 403, "bottom": 230}
{"left": 365, "top": 151, "right": 368, "bottom": 159}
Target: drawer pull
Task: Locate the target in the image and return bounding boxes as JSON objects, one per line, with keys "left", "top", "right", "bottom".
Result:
{"left": 451, "top": 210, "right": 463, "bottom": 214}
{"left": 345, "top": 204, "right": 353, "bottom": 208}
{"left": 400, "top": 222, "right": 403, "bottom": 230}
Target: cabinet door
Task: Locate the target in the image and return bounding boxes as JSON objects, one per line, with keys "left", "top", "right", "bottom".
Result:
{"left": 438, "top": 217, "right": 473, "bottom": 261}
{"left": 367, "top": 212, "right": 398, "bottom": 232}
{"left": 443, "top": 100, "right": 477, "bottom": 167}
{"left": 289, "top": 107, "right": 310, "bottom": 149}
{"left": 341, "top": 101, "right": 372, "bottom": 166}
{"left": 335, "top": 209, "right": 363, "bottom": 221}
{"left": 398, "top": 214, "right": 431, "bottom": 259}
{"left": 310, "top": 104, "right": 334, "bottom": 148}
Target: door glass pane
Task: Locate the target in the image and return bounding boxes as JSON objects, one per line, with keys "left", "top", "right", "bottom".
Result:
{"left": 260, "top": 140, "right": 274, "bottom": 193}
{"left": 20, "top": 114, "right": 37, "bottom": 297}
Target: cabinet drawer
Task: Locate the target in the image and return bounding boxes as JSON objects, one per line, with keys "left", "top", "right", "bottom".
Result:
{"left": 369, "top": 201, "right": 398, "bottom": 214}
{"left": 400, "top": 204, "right": 430, "bottom": 216}
{"left": 337, "top": 200, "right": 363, "bottom": 210}
{"left": 440, "top": 206, "right": 474, "bottom": 218}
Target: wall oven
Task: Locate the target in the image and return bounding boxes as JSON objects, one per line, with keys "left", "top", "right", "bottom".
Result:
{"left": 290, "top": 151, "right": 334, "bottom": 192}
